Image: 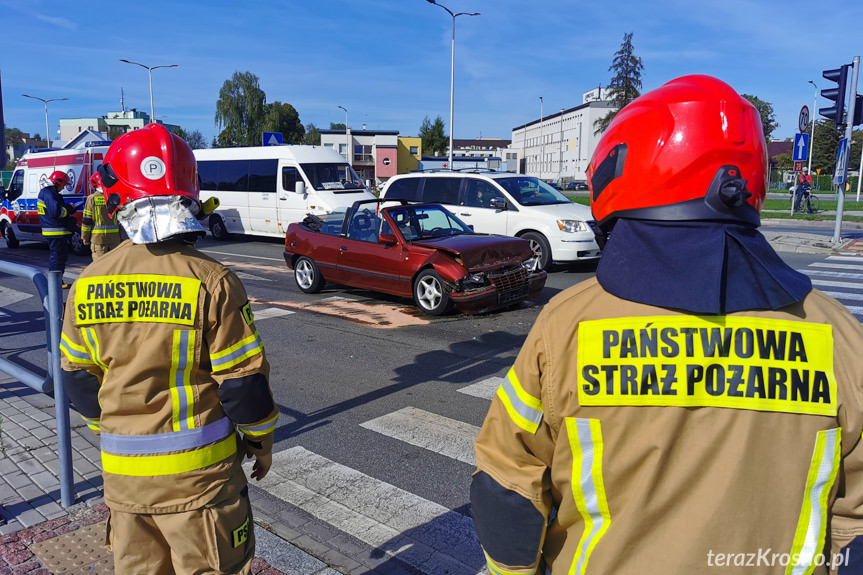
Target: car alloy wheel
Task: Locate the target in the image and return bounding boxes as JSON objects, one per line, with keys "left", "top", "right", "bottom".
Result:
{"left": 295, "top": 256, "right": 325, "bottom": 294}
{"left": 414, "top": 269, "right": 451, "bottom": 315}
{"left": 521, "top": 232, "right": 551, "bottom": 271}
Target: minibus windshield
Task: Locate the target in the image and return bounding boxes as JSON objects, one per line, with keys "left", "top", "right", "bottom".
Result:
{"left": 302, "top": 163, "right": 366, "bottom": 193}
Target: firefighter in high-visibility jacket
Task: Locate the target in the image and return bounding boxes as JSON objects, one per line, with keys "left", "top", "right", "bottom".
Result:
{"left": 37, "top": 170, "right": 78, "bottom": 287}
{"left": 471, "top": 76, "right": 863, "bottom": 575}
{"left": 60, "top": 124, "right": 278, "bottom": 575}
{"left": 81, "top": 174, "right": 122, "bottom": 261}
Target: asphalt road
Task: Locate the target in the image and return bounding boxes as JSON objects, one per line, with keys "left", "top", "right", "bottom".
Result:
{"left": 0, "top": 233, "right": 850, "bottom": 515}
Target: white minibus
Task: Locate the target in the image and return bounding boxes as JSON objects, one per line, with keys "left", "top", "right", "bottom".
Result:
{"left": 193, "top": 145, "right": 374, "bottom": 240}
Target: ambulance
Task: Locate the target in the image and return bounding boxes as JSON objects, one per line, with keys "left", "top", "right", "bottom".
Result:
{"left": 1, "top": 144, "right": 109, "bottom": 255}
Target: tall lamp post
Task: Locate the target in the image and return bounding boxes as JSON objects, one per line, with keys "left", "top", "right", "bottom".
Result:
{"left": 119, "top": 59, "right": 178, "bottom": 124}
{"left": 337, "top": 105, "right": 350, "bottom": 164}
{"left": 807, "top": 80, "right": 817, "bottom": 176}
{"left": 22, "top": 94, "right": 67, "bottom": 149}
{"left": 425, "top": 0, "right": 480, "bottom": 170}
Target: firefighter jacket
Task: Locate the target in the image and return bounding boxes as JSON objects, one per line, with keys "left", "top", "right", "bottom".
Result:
{"left": 37, "top": 185, "right": 76, "bottom": 237}
{"left": 59, "top": 240, "right": 279, "bottom": 514}
{"left": 81, "top": 193, "right": 121, "bottom": 248}
{"left": 472, "top": 277, "right": 863, "bottom": 575}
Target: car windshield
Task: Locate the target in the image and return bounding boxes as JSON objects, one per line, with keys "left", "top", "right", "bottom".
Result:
{"left": 497, "top": 176, "right": 572, "bottom": 206}
{"left": 385, "top": 205, "right": 473, "bottom": 241}
{"left": 301, "top": 163, "right": 366, "bottom": 192}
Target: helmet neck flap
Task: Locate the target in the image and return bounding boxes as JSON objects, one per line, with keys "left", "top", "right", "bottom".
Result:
{"left": 116, "top": 195, "right": 205, "bottom": 244}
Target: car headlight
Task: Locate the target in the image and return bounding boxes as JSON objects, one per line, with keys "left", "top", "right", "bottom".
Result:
{"left": 468, "top": 272, "right": 486, "bottom": 284}
{"left": 557, "top": 219, "right": 590, "bottom": 233}
{"left": 521, "top": 257, "right": 540, "bottom": 272}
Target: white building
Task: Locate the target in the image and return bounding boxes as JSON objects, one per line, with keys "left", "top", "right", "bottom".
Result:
{"left": 60, "top": 109, "right": 178, "bottom": 142}
{"left": 511, "top": 88, "right": 614, "bottom": 183}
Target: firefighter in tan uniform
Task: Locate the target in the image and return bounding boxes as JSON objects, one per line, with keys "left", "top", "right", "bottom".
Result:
{"left": 60, "top": 124, "right": 278, "bottom": 575}
{"left": 81, "top": 175, "right": 122, "bottom": 261}
{"left": 471, "top": 76, "right": 863, "bottom": 575}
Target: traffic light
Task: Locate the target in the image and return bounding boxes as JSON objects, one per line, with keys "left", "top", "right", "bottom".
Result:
{"left": 819, "top": 64, "right": 850, "bottom": 126}
{"left": 854, "top": 94, "right": 863, "bottom": 126}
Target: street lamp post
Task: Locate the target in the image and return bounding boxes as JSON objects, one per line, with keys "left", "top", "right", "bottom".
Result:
{"left": 22, "top": 94, "right": 67, "bottom": 149}
{"left": 338, "top": 105, "right": 350, "bottom": 164}
{"left": 807, "top": 80, "right": 817, "bottom": 175}
{"left": 119, "top": 59, "right": 178, "bottom": 124}
{"left": 425, "top": 0, "right": 480, "bottom": 170}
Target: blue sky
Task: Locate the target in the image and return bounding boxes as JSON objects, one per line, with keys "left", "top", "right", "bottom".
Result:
{"left": 2, "top": 0, "right": 861, "bottom": 145}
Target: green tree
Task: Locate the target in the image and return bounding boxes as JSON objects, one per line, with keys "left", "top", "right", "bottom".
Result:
{"left": 304, "top": 123, "right": 321, "bottom": 146}
{"left": 419, "top": 115, "right": 448, "bottom": 156}
{"left": 329, "top": 122, "right": 346, "bottom": 130}
{"left": 811, "top": 120, "right": 841, "bottom": 175}
{"left": 264, "top": 102, "right": 305, "bottom": 144}
{"left": 774, "top": 152, "right": 792, "bottom": 171}
{"left": 107, "top": 127, "right": 125, "bottom": 141}
{"left": 214, "top": 71, "right": 267, "bottom": 147}
{"left": 741, "top": 94, "right": 778, "bottom": 141}
{"left": 4, "top": 127, "right": 24, "bottom": 142}
{"left": 594, "top": 32, "right": 644, "bottom": 135}
{"left": 172, "top": 127, "right": 208, "bottom": 149}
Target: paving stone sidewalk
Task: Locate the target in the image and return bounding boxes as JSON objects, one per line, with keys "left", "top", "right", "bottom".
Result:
{"left": 0, "top": 375, "right": 339, "bottom": 575}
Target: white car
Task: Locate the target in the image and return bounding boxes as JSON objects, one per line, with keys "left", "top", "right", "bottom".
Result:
{"left": 380, "top": 171, "right": 601, "bottom": 270}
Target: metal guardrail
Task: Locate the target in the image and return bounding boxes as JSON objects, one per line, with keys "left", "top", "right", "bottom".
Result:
{"left": 0, "top": 262, "right": 75, "bottom": 507}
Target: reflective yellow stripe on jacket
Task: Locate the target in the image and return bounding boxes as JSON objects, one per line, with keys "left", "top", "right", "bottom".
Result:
{"left": 496, "top": 368, "right": 543, "bottom": 434}
{"left": 566, "top": 417, "right": 611, "bottom": 575}
{"left": 786, "top": 428, "right": 841, "bottom": 575}
{"left": 101, "top": 434, "right": 237, "bottom": 476}
{"left": 170, "top": 330, "right": 197, "bottom": 431}
{"left": 210, "top": 332, "right": 264, "bottom": 372}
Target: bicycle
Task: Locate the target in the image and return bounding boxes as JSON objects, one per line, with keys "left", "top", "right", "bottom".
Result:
{"left": 790, "top": 185, "right": 820, "bottom": 214}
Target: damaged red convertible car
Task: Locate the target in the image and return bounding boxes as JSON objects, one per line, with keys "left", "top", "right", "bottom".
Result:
{"left": 283, "top": 199, "right": 547, "bottom": 315}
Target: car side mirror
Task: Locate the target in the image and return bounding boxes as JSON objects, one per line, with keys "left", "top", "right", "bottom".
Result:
{"left": 295, "top": 181, "right": 306, "bottom": 195}
{"left": 489, "top": 197, "right": 507, "bottom": 210}
{"left": 378, "top": 233, "right": 397, "bottom": 245}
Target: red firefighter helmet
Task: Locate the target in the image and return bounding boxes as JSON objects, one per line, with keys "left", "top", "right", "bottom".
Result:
{"left": 586, "top": 75, "right": 767, "bottom": 232}
{"left": 97, "top": 123, "right": 199, "bottom": 208}
{"left": 48, "top": 170, "right": 70, "bottom": 188}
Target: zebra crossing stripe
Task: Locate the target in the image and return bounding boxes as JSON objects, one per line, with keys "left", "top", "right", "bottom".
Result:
{"left": 810, "top": 262, "right": 863, "bottom": 271}
{"left": 360, "top": 407, "right": 480, "bottom": 465}
{"left": 810, "top": 278, "right": 863, "bottom": 289}
{"left": 235, "top": 271, "right": 273, "bottom": 282}
{"left": 251, "top": 307, "right": 295, "bottom": 320}
{"left": 821, "top": 290, "right": 863, "bottom": 302}
{"left": 826, "top": 256, "right": 863, "bottom": 263}
{"left": 0, "top": 286, "right": 32, "bottom": 309}
{"left": 801, "top": 269, "right": 863, "bottom": 280}
{"left": 245, "top": 446, "right": 484, "bottom": 575}
{"left": 457, "top": 377, "right": 503, "bottom": 401}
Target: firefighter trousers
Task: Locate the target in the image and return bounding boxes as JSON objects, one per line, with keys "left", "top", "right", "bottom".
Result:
{"left": 106, "top": 487, "right": 255, "bottom": 575}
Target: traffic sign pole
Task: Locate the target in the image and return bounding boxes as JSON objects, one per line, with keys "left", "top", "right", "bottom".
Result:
{"left": 833, "top": 55, "right": 860, "bottom": 244}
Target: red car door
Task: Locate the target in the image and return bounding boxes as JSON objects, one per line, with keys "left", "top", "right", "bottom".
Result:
{"left": 337, "top": 209, "right": 407, "bottom": 295}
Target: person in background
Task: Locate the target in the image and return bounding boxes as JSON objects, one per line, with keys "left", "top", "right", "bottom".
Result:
{"left": 795, "top": 167, "right": 814, "bottom": 213}
{"left": 471, "top": 75, "right": 863, "bottom": 575}
{"left": 37, "top": 170, "right": 77, "bottom": 287}
{"left": 59, "top": 124, "right": 278, "bottom": 575}
{"left": 81, "top": 173, "right": 122, "bottom": 261}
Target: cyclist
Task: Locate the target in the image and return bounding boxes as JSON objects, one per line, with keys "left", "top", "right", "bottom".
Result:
{"left": 794, "top": 167, "right": 813, "bottom": 213}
